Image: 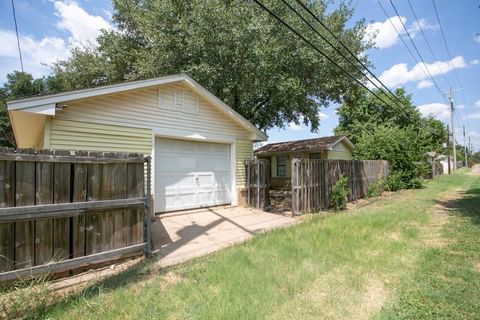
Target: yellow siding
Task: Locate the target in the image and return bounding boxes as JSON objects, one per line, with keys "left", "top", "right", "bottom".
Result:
{"left": 50, "top": 119, "right": 152, "bottom": 154}
{"left": 271, "top": 152, "right": 307, "bottom": 178}
{"left": 327, "top": 141, "right": 353, "bottom": 160}
{"left": 236, "top": 140, "right": 253, "bottom": 186}
{"left": 53, "top": 83, "right": 251, "bottom": 140}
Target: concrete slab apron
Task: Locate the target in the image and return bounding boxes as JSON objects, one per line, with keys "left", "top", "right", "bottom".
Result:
{"left": 152, "top": 206, "right": 297, "bottom": 267}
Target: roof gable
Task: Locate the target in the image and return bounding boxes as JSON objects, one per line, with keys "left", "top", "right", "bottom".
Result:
{"left": 7, "top": 74, "right": 267, "bottom": 141}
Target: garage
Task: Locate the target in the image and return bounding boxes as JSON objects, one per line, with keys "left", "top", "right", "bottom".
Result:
{"left": 155, "top": 137, "right": 232, "bottom": 212}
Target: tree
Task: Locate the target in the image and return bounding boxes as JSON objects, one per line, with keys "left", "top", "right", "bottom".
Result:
{"left": 51, "top": 0, "right": 372, "bottom": 131}
{"left": 355, "top": 124, "right": 429, "bottom": 189}
{"left": 335, "top": 88, "right": 446, "bottom": 151}
{"left": 0, "top": 71, "right": 64, "bottom": 147}
{"left": 335, "top": 88, "right": 447, "bottom": 189}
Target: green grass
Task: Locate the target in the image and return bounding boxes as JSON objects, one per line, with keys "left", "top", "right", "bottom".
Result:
{"left": 29, "top": 170, "right": 480, "bottom": 319}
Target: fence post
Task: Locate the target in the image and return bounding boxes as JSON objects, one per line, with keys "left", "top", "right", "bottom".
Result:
{"left": 144, "top": 156, "right": 152, "bottom": 257}
{"left": 246, "top": 160, "right": 251, "bottom": 207}
{"left": 256, "top": 160, "right": 260, "bottom": 209}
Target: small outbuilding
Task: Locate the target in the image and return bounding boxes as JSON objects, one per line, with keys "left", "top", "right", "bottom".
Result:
{"left": 254, "top": 135, "right": 354, "bottom": 189}
{"left": 7, "top": 74, "right": 267, "bottom": 213}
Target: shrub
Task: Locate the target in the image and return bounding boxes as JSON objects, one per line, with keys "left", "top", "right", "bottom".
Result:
{"left": 407, "top": 176, "right": 424, "bottom": 189}
{"left": 385, "top": 171, "right": 407, "bottom": 191}
{"left": 330, "top": 175, "right": 350, "bottom": 211}
{"left": 367, "top": 179, "right": 384, "bottom": 198}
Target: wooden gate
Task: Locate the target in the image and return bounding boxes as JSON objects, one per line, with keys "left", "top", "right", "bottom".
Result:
{"left": 0, "top": 148, "right": 151, "bottom": 282}
{"left": 245, "top": 159, "right": 271, "bottom": 210}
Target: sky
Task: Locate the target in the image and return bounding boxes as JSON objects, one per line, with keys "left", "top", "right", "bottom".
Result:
{"left": 1, "top": 0, "right": 479, "bottom": 150}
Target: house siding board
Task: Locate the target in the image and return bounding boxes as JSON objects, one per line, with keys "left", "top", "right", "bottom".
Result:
{"left": 327, "top": 141, "right": 353, "bottom": 160}
{"left": 54, "top": 84, "right": 251, "bottom": 140}
{"left": 50, "top": 119, "right": 152, "bottom": 154}
{"left": 236, "top": 140, "right": 253, "bottom": 187}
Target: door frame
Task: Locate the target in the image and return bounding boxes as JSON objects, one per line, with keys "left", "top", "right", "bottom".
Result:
{"left": 151, "top": 129, "right": 237, "bottom": 213}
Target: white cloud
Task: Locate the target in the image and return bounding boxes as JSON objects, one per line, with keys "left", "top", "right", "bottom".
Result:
{"left": 0, "top": 1, "right": 111, "bottom": 80}
{"left": 318, "top": 112, "right": 329, "bottom": 120}
{"left": 365, "top": 16, "right": 436, "bottom": 49}
{"left": 417, "top": 103, "right": 451, "bottom": 121}
{"left": 0, "top": 30, "right": 68, "bottom": 78}
{"left": 474, "top": 34, "right": 480, "bottom": 44}
{"left": 54, "top": 1, "right": 111, "bottom": 47}
{"left": 467, "top": 111, "right": 480, "bottom": 120}
{"left": 417, "top": 80, "right": 433, "bottom": 89}
{"left": 288, "top": 112, "right": 329, "bottom": 130}
{"left": 471, "top": 59, "right": 480, "bottom": 65}
{"left": 378, "top": 56, "right": 467, "bottom": 88}
{"left": 288, "top": 122, "right": 302, "bottom": 130}
{"left": 474, "top": 100, "right": 480, "bottom": 108}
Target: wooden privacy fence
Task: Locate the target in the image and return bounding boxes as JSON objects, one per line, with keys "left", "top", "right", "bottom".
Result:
{"left": 0, "top": 148, "right": 152, "bottom": 282}
{"left": 292, "top": 159, "right": 389, "bottom": 214}
{"left": 245, "top": 159, "right": 271, "bottom": 210}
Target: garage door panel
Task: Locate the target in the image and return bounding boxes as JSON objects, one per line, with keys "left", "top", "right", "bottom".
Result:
{"left": 155, "top": 138, "right": 231, "bottom": 212}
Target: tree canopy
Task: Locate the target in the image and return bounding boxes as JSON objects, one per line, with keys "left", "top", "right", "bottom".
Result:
{"left": 335, "top": 88, "right": 447, "bottom": 188}
{"left": 51, "top": 0, "right": 371, "bottom": 131}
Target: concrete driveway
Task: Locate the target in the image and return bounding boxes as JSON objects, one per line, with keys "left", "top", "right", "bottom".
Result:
{"left": 152, "top": 206, "right": 297, "bottom": 267}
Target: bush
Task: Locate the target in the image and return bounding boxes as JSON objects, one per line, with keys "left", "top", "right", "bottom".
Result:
{"left": 385, "top": 171, "right": 407, "bottom": 191}
{"left": 367, "top": 179, "right": 384, "bottom": 197}
{"left": 330, "top": 175, "right": 350, "bottom": 211}
{"left": 407, "top": 176, "right": 424, "bottom": 189}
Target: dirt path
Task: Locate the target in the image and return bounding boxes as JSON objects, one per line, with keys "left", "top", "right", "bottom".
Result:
{"left": 470, "top": 164, "right": 480, "bottom": 176}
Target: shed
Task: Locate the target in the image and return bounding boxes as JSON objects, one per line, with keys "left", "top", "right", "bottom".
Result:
{"left": 7, "top": 74, "right": 267, "bottom": 213}
{"left": 254, "top": 135, "right": 354, "bottom": 189}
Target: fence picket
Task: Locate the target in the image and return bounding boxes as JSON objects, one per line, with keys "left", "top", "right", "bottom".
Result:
{"left": 34, "top": 159, "right": 54, "bottom": 265}
{"left": 0, "top": 160, "right": 15, "bottom": 272}
{"left": 291, "top": 159, "right": 389, "bottom": 214}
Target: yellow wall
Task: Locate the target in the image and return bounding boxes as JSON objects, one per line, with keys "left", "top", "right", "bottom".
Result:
{"left": 327, "top": 140, "right": 353, "bottom": 160}
{"left": 236, "top": 140, "right": 253, "bottom": 187}
{"left": 271, "top": 152, "right": 307, "bottom": 178}
{"left": 50, "top": 119, "right": 152, "bottom": 154}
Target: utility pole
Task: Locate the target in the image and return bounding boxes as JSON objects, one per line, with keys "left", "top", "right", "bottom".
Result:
{"left": 463, "top": 126, "right": 468, "bottom": 167}
{"left": 447, "top": 89, "right": 457, "bottom": 171}
{"left": 447, "top": 125, "right": 451, "bottom": 174}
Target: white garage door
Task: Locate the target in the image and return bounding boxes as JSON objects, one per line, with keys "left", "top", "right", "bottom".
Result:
{"left": 155, "top": 138, "right": 232, "bottom": 212}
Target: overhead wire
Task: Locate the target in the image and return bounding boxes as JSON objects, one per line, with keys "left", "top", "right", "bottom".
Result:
{"left": 388, "top": 0, "right": 448, "bottom": 103}
{"left": 10, "top": 0, "right": 24, "bottom": 73}
{"left": 251, "top": 0, "right": 442, "bottom": 138}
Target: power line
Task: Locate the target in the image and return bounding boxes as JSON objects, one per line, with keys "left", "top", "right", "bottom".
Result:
{"left": 431, "top": 0, "right": 463, "bottom": 88}
{"left": 10, "top": 0, "right": 24, "bottom": 73}
{"left": 289, "top": 0, "right": 421, "bottom": 126}
{"left": 388, "top": 0, "right": 448, "bottom": 103}
{"left": 251, "top": 0, "right": 441, "bottom": 138}
{"left": 376, "top": 1, "right": 436, "bottom": 91}
{"left": 431, "top": 0, "right": 472, "bottom": 133}
{"left": 406, "top": 0, "right": 451, "bottom": 88}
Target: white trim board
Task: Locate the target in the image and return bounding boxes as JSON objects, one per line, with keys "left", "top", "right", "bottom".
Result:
{"left": 7, "top": 74, "right": 267, "bottom": 141}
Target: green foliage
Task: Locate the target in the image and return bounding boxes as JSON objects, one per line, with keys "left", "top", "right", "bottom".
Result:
{"left": 0, "top": 71, "right": 64, "bottom": 147}
{"left": 335, "top": 88, "right": 446, "bottom": 190}
{"left": 367, "top": 179, "right": 384, "bottom": 197}
{"left": 384, "top": 171, "right": 407, "bottom": 191}
{"left": 50, "top": 0, "right": 372, "bottom": 131}
{"left": 330, "top": 174, "right": 350, "bottom": 210}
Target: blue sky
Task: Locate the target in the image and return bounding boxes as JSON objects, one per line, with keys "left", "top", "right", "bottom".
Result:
{"left": 1, "top": 0, "right": 479, "bottom": 150}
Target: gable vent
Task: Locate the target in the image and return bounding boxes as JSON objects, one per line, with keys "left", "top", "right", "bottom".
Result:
{"left": 158, "top": 87, "right": 198, "bottom": 114}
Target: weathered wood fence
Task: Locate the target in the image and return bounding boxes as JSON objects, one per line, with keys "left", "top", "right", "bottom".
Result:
{"left": 245, "top": 159, "right": 271, "bottom": 210}
{"left": 0, "top": 148, "right": 151, "bottom": 282}
{"left": 292, "top": 159, "right": 389, "bottom": 214}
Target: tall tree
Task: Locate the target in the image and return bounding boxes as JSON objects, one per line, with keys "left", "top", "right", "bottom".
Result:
{"left": 335, "top": 87, "right": 447, "bottom": 188}
{"left": 52, "top": 0, "right": 372, "bottom": 131}
{"left": 335, "top": 88, "right": 446, "bottom": 150}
